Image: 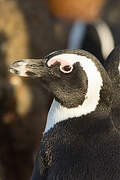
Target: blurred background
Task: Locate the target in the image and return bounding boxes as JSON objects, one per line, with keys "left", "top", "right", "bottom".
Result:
{"left": 0, "top": 0, "right": 120, "bottom": 179}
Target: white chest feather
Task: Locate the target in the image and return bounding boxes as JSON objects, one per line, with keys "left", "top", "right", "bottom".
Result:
{"left": 44, "top": 54, "right": 103, "bottom": 133}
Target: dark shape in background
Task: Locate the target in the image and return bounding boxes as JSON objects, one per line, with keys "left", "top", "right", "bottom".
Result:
{"left": 82, "top": 0, "right": 120, "bottom": 64}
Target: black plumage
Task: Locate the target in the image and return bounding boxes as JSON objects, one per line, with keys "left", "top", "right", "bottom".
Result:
{"left": 105, "top": 45, "right": 120, "bottom": 130}
{"left": 32, "top": 118, "right": 120, "bottom": 180}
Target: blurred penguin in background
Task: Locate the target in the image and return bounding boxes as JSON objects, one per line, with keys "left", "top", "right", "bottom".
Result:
{"left": 46, "top": 0, "right": 120, "bottom": 65}
{"left": 105, "top": 45, "right": 120, "bottom": 130}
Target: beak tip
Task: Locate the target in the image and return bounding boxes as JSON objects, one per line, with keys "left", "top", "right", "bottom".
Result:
{"left": 8, "top": 65, "right": 20, "bottom": 76}
{"left": 8, "top": 60, "right": 28, "bottom": 76}
{"left": 8, "top": 58, "right": 46, "bottom": 78}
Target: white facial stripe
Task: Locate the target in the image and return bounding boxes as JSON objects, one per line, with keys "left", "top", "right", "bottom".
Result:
{"left": 45, "top": 54, "right": 103, "bottom": 133}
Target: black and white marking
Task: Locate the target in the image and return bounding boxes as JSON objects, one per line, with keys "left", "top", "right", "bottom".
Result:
{"left": 45, "top": 53, "right": 103, "bottom": 132}
{"left": 94, "top": 20, "right": 114, "bottom": 59}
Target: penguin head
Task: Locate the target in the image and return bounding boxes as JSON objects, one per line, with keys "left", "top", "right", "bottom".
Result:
{"left": 9, "top": 49, "right": 113, "bottom": 122}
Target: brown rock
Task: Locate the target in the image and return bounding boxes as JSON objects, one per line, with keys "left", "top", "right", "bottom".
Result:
{"left": 0, "top": 0, "right": 69, "bottom": 179}
{"left": 46, "top": 0, "right": 107, "bottom": 22}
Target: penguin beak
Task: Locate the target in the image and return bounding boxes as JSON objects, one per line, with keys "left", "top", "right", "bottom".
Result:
{"left": 8, "top": 59, "right": 48, "bottom": 78}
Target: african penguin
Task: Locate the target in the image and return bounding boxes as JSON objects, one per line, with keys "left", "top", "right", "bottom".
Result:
{"left": 9, "top": 49, "right": 120, "bottom": 180}
{"left": 105, "top": 45, "right": 120, "bottom": 130}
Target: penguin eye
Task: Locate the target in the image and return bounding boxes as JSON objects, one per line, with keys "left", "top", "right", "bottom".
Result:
{"left": 60, "top": 65, "right": 73, "bottom": 73}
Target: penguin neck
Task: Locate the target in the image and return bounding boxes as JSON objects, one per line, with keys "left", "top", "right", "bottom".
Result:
{"left": 45, "top": 99, "right": 112, "bottom": 134}
{"left": 44, "top": 97, "right": 111, "bottom": 133}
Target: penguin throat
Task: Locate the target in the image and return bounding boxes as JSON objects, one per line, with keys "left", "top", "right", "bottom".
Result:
{"left": 44, "top": 54, "right": 103, "bottom": 133}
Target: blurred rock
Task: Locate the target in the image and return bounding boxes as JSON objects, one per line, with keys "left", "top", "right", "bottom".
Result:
{"left": 46, "top": 0, "right": 107, "bottom": 22}
{"left": 0, "top": 0, "right": 69, "bottom": 179}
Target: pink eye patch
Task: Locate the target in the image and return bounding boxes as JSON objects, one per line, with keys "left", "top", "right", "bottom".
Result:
{"left": 47, "top": 58, "right": 73, "bottom": 73}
